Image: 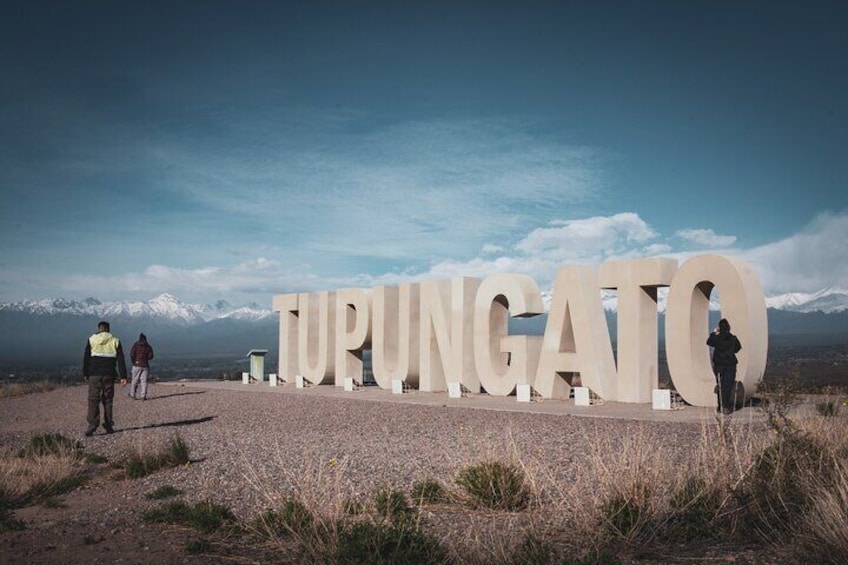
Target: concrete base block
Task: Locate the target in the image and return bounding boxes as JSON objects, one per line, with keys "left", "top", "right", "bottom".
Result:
{"left": 343, "top": 377, "right": 362, "bottom": 392}
{"left": 447, "top": 382, "right": 463, "bottom": 398}
{"left": 295, "top": 375, "right": 309, "bottom": 389}
{"left": 269, "top": 373, "right": 277, "bottom": 387}
{"left": 242, "top": 372, "right": 250, "bottom": 384}
{"left": 652, "top": 389, "right": 683, "bottom": 410}
{"left": 391, "top": 379, "right": 404, "bottom": 394}
{"left": 574, "top": 386, "right": 591, "bottom": 406}
{"left": 652, "top": 389, "right": 671, "bottom": 410}
{"left": 516, "top": 383, "right": 532, "bottom": 402}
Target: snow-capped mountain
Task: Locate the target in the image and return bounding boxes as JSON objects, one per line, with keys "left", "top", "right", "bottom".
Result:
{"left": 0, "top": 293, "right": 273, "bottom": 324}
{"left": 1, "top": 286, "right": 846, "bottom": 326}
{"left": 765, "top": 287, "right": 848, "bottom": 314}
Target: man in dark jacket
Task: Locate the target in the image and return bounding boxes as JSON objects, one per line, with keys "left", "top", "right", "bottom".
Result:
{"left": 706, "top": 318, "right": 742, "bottom": 414}
{"left": 129, "top": 333, "right": 154, "bottom": 400}
{"left": 83, "top": 321, "right": 128, "bottom": 435}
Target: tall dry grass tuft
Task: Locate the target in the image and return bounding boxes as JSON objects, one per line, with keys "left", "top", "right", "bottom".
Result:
{"left": 738, "top": 412, "right": 848, "bottom": 556}
{"left": 117, "top": 434, "right": 190, "bottom": 478}
{"left": 796, "top": 460, "right": 848, "bottom": 564}
{"left": 520, "top": 419, "right": 768, "bottom": 557}
{"left": 240, "top": 448, "right": 354, "bottom": 561}
{"left": 0, "top": 441, "right": 87, "bottom": 506}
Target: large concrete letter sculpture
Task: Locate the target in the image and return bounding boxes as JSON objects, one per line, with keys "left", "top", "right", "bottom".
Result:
{"left": 272, "top": 253, "right": 768, "bottom": 406}
{"left": 665, "top": 254, "right": 768, "bottom": 407}
{"left": 534, "top": 266, "right": 617, "bottom": 399}
{"left": 419, "top": 277, "right": 480, "bottom": 392}
{"left": 599, "top": 258, "right": 678, "bottom": 403}
{"left": 473, "top": 273, "right": 544, "bottom": 396}
{"left": 335, "top": 288, "right": 371, "bottom": 386}
{"left": 372, "top": 284, "right": 420, "bottom": 389}
{"left": 272, "top": 293, "right": 299, "bottom": 383}
{"left": 297, "top": 291, "right": 336, "bottom": 385}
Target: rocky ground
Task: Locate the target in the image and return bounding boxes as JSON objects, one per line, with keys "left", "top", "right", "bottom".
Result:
{"left": 1, "top": 381, "right": 784, "bottom": 564}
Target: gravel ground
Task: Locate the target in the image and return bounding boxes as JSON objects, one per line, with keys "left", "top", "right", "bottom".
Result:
{"left": 1, "top": 380, "right": 773, "bottom": 563}
{"left": 0, "top": 381, "right": 716, "bottom": 516}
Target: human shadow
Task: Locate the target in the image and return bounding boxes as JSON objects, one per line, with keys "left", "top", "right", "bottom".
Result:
{"left": 142, "top": 391, "right": 206, "bottom": 401}
{"left": 114, "top": 416, "right": 216, "bottom": 434}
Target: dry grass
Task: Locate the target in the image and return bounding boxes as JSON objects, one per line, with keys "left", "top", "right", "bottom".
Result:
{"left": 0, "top": 379, "right": 57, "bottom": 399}
{"left": 0, "top": 442, "right": 87, "bottom": 507}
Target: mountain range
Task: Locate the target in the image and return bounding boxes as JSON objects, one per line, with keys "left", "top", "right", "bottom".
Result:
{"left": 1, "top": 288, "right": 847, "bottom": 369}
{"left": 0, "top": 293, "right": 272, "bottom": 324}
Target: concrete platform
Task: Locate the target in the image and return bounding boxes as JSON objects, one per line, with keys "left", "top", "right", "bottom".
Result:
{"left": 159, "top": 380, "right": 765, "bottom": 424}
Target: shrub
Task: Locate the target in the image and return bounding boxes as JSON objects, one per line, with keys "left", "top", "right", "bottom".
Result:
{"left": 253, "top": 498, "right": 314, "bottom": 538}
{"left": 816, "top": 399, "right": 841, "bottom": 417}
{"left": 185, "top": 536, "right": 213, "bottom": 554}
{"left": 375, "top": 488, "right": 412, "bottom": 521}
{"left": 343, "top": 498, "right": 367, "bottom": 515}
{"left": 663, "top": 477, "right": 723, "bottom": 542}
{"left": 411, "top": 479, "right": 449, "bottom": 505}
{"left": 1, "top": 446, "right": 87, "bottom": 507}
{"left": 143, "top": 500, "right": 236, "bottom": 534}
{"left": 599, "top": 482, "right": 653, "bottom": 543}
{"left": 335, "top": 520, "right": 448, "bottom": 564}
{"left": 121, "top": 435, "right": 190, "bottom": 478}
{"left": 456, "top": 460, "right": 529, "bottom": 511}
{"left": 146, "top": 485, "right": 182, "bottom": 500}
{"left": 795, "top": 462, "right": 848, "bottom": 563}
{"left": 0, "top": 490, "right": 25, "bottom": 533}
{"left": 739, "top": 431, "right": 833, "bottom": 538}
{"left": 18, "top": 433, "right": 82, "bottom": 459}
{"left": 509, "top": 532, "right": 558, "bottom": 564}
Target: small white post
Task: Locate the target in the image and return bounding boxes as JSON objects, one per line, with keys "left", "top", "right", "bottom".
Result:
{"left": 652, "top": 389, "right": 672, "bottom": 410}
{"left": 516, "top": 383, "right": 532, "bottom": 402}
{"left": 242, "top": 372, "right": 250, "bottom": 384}
{"left": 269, "top": 373, "right": 278, "bottom": 387}
{"left": 574, "top": 386, "right": 591, "bottom": 406}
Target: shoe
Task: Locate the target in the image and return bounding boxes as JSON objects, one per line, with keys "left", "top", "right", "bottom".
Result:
{"left": 142, "top": 397, "right": 147, "bottom": 401}
{"left": 128, "top": 393, "right": 134, "bottom": 399}
{"left": 104, "top": 425, "right": 115, "bottom": 434}
{"left": 85, "top": 427, "right": 96, "bottom": 437}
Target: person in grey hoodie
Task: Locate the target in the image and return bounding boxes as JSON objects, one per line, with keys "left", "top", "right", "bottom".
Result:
{"left": 129, "top": 333, "right": 154, "bottom": 400}
{"left": 82, "top": 321, "right": 127, "bottom": 435}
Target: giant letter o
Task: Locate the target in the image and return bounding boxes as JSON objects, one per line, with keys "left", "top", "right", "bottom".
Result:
{"left": 665, "top": 255, "right": 768, "bottom": 407}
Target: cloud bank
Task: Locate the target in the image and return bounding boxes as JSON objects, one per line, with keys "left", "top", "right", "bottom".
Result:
{"left": 42, "top": 209, "right": 848, "bottom": 304}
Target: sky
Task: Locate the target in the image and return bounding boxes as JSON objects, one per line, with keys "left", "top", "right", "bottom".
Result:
{"left": 2, "top": 1, "right": 847, "bottom": 306}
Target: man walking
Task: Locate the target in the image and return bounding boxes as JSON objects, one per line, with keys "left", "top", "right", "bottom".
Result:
{"left": 82, "top": 321, "right": 127, "bottom": 436}
{"left": 129, "top": 333, "right": 154, "bottom": 400}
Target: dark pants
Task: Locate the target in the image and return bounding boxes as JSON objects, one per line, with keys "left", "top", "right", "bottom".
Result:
{"left": 714, "top": 364, "right": 737, "bottom": 413}
{"left": 87, "top": 376, "right": 115, "bottom": 429}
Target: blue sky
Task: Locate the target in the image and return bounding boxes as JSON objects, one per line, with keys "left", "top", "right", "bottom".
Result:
{"left": 2, "top": 1, "right": 846, "bottom": 305}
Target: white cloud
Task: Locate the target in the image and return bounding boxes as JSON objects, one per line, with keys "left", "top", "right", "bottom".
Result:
{"left": 740, "top": 211, "right": 848, "bottom": 293}
{"left": 13, "top": 210, "right": 848, "bottom": 305}
{"left": 515, "top": 213, "right": 658, "bottom": 263}
{"left": 675, "top": 228, "right": 737, "bottom": 247}
{"left": 148, "top": 118, "right": 608, "bottom": 263}
{"left": 59, "top": 259, "right": 325, "bottom": 305}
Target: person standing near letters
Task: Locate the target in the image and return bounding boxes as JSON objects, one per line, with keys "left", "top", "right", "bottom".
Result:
{"left": 83, "top": 321, "right": 127, "bottom": 435}
{"left": 129, "top": 333, "right": 154, "bottom": 400}
{"left": 706, "top": 318, "right": 742, "bottom": 414}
